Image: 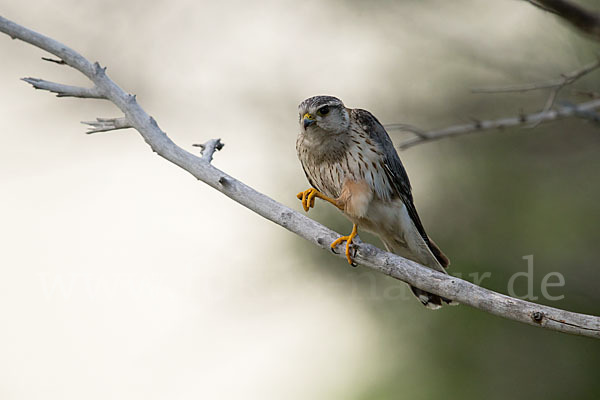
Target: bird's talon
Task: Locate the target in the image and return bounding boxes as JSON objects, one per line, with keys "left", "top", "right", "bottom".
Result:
{"left": 330, "top": 224, "right": 359, "bottom": 265}
{"left": 296, "top": 188, "right": 339, "bottom": 212}
{"left": 297, "top": 188, "right": 315, "bottom": 212}
{"left": 349, "top": 245, "right": 359, "bottom": 267}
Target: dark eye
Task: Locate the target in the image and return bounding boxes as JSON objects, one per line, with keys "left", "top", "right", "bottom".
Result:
{"left": 317, "top": 105, "right": 330, "bottom": 116}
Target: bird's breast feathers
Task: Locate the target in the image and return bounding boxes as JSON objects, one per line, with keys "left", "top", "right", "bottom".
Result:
{"left": 297, "top": 135, "right": 393, "bottom": 202}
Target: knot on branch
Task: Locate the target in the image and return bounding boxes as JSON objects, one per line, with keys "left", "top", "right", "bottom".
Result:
{"left": 531, "top": 311, "right": 545, "bottom": 323}
{"left": 193, "top": 138, "right": 224, "bottom": 163}
{"left": 94, "top": 62, "right": 107, "bottom": 76}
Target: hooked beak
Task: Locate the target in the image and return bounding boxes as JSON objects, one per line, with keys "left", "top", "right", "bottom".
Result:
{"left": 303, "top": 113, "right": 316, "bottom": 129}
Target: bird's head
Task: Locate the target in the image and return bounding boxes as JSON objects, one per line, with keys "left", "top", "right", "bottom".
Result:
{"left": 298, "top": 95, "right": 350, "bottom": 135}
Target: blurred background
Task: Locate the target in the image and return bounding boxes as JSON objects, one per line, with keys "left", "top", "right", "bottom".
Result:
{"left": 1, "top": 0, "right": 599, "bottom": 398}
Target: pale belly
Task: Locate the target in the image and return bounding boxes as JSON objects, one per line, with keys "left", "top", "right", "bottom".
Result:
{"left": 348, "top": 198, "right": 408, "bottom": 242}
{"left": 349, "top": 197, "right": 441, "bottom": 269}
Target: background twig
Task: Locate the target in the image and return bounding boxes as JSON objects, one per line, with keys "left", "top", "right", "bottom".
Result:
{"left": 472, "top": 57, "right": 600, "bottom": 94}
{"left": 389, "top": 99, "right": 600, "bottom": 149}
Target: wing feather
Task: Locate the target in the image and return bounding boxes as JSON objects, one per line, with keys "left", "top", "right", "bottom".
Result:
{"left": 351, "top": 109, "right": 449, "bottom": 268}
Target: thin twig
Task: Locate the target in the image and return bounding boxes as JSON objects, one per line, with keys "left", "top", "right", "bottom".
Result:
{"left": 472, "top": 57, "right": 600, "bottom": 94}
{"left": 473, "top": 57, "right": 600, "bottom": 128}
{"left": 22, "top": 77, "right": 104, "bottom": 98}
{"left": 391, "top": 99, "right": 600, "bottom": 149}
{"left": 82, "top": 117, "right": 132, "bottom": 134}
{"left": 1, "top": 15, "right": 599, "bottom": 338}
{"left": 384, "top": 123, "right": 428, "bottom": 138}
{"left": 397, "top": 59, "right": 600, "bottom": 144}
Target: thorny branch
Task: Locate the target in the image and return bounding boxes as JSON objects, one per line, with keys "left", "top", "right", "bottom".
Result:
{"left": 1, "top": 15, "right": 600, "bottom": 338}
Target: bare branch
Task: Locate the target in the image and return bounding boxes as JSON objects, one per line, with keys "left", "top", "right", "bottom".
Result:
{"left": 22, "top": 77, "right": 104, "bottom": 98}
{"left": 526, "top": 0, "right": 600, "bottom": 42}
{"left": 392, "top": 99, "right": 600, "bottom": 149}
{"left": 563, "top": 100, "right": 600, "bottom": 123}
{"left": 473, "top": 57, "right": 600, "bottom": 128}
{"left": 193, "top": 139, "right": 224, "bottom": 163}
{"left": 384, "top": 123, "right": 429, "bottom": 138}
{"left": 1, "top": 15, "right": 599, "bottom": 338}
{"left": 82, "top": 117, "right": 132, "bottom": 134}
{"left": 472, "top": 57, "right": 600, "bottom": 94}
{"left": 396, "top": 59, "right": 600, "bottom": 146}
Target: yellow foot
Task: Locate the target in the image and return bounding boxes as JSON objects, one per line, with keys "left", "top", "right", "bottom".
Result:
{"left": 296, "top": 188, "right": 340, "bottom": 212}
{"left": 330, "top": 224, "right": 359, "bottom": 265}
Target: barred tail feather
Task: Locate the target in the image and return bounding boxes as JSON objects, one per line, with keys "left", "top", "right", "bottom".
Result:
{"left": 410, "top": 285, "right": 456, "bottom": 310}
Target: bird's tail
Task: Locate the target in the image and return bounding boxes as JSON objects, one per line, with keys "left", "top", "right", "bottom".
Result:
{"left": 381, "top": 237, "right": 456, "bottom": 310}
{"left": 409, "top": 286, "right": 455, "bottom": 310}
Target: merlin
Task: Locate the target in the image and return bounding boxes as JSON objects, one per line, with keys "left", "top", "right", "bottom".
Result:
{"left": 296, "top": 95, "right": 455, "bottom": 309}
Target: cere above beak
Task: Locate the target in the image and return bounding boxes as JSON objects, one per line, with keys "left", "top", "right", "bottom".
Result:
{"left": 303, "top": 113, "right": 315, "bottom": 129}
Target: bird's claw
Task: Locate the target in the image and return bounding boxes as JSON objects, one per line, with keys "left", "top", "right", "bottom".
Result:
{"left": 330, "top": 224, "right": 359, "bottom": 265}
{"left": 296, "top": 188, "right": 318, "bottom": 212}
{"left": 297, "top": 188, "right": 341, "bottom": 212}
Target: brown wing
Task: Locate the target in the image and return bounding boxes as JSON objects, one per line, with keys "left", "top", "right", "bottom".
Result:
{"left": 352, "top": 109, "right": 450, "bottom": 268}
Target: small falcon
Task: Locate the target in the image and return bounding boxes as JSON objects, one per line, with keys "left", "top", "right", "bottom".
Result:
{"left": 296, "top": 95, "right": 455, "bottom": 309}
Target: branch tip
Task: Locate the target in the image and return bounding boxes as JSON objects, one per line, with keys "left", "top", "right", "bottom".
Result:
{"left": 41, "top": 56, "right": 66, "bottom": 65}
{"left": 82, "top": 117, "right": 132, "bottom": 134}
{"left": 20, "top": 77, "right": 105, "bottom": 99}
{"left": 93, "top": 62, "right": 106, "bottom": 75}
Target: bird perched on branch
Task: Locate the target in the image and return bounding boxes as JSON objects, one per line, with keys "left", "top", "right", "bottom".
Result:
{"left": 296, "top": 95, "right": 455, "bottom": 309}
